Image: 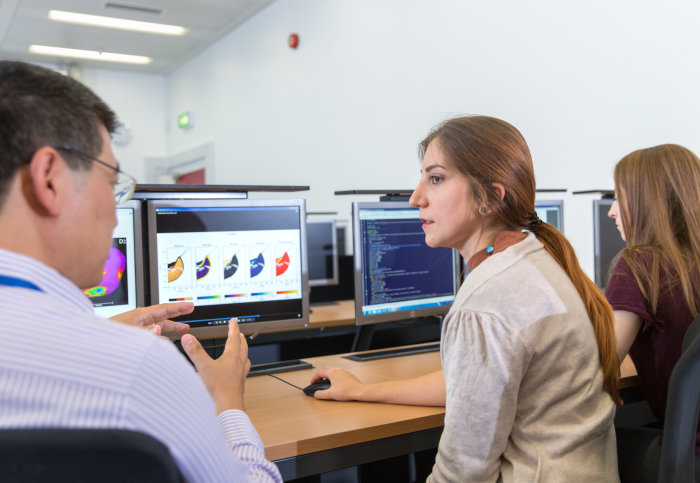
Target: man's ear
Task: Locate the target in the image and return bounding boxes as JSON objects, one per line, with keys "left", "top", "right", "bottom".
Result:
{"left": 27, "top": 146, "right": 71, "bottom": 216}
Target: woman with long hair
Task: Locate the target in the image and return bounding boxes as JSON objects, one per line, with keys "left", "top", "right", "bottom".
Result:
{"left": 606, "top": 143, "right": 700, "bottom": 482}
{"left": 311, "top": 115, "right": 620, "bottom": 481}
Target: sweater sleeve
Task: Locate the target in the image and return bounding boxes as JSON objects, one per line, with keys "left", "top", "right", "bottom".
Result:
{"left": 429, "top": 309, "right": 530, "bottom": 483}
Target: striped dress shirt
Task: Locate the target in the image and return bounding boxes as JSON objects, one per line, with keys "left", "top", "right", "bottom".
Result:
{"left": 0, "top": 248, "right": 282, "bottom": 482}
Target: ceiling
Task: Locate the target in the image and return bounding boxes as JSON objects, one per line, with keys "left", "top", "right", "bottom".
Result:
{"left": 0, "top": 0, "right": 275, "bottom": 74}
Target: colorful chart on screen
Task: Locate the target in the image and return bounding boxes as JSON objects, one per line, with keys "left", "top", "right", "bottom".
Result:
{"left": 88, "top": 205, "right": 139, "bottom": 319}
{"left": 155, "top": 230, "right": 301, "bottom": 307}
{"left": 166, "top": 248, "right": 191, "bottom": 287}
{"left": 84, "top": 241, "right": 127, "bottom": 300}
{"left": 196, "top": 256, "right": 211, "bottom": 280}
{"left": 195, "top": 247, "right": 220, "bottom": 286}
{"left": 276, "top": 251, "right": 290, "bottom": 276}
{"left": 250, "top": 251, "right": 265, "bottom": 278}
{"left": 223, "top": 252, "right": 240, "bottom": 279}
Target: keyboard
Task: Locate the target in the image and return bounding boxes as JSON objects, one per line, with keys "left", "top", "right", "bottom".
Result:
{"left": 247, "top": 359, "right": 313, "bottom": 377}
{"left": 345, "top": 342, "right": 440, "bottom": 362}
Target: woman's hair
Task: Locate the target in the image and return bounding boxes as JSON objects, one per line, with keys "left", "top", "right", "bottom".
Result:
{"left": 613, "top": 144, "right": 700, "bottom": 325}
{"left": 420, "top": 115, "right": 620, "bottom": 404}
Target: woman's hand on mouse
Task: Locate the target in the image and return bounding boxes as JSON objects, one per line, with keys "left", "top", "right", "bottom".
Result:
{"left": 310, "top": 367, "right": 364, "bottom": 401}
{"left": 181, "top": 318, "right": 250, "bottom": 413}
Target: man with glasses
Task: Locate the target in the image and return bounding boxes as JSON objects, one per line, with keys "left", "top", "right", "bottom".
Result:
{"left": 52, "top": 144, "right": 137, "bottom": 204}
{"left": 0, "top": 61, "right": 281, "bottom": 482}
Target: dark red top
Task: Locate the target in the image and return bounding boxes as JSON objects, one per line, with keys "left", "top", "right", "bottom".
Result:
{"left": 605, "top": 251, "right": 700, "bottom": 452}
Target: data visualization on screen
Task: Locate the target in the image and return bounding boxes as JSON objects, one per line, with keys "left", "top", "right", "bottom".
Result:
{"left": 147, "top": 199, "right": 309, "bottom": 338}
{"left": 157, "top": 230, "right": 301, "bottom": 302}
{"left": 352, "top": 202, "right": 460, "bottom": 326}
{"left": 85, "top": 200, "right": 143, "bottom": 318}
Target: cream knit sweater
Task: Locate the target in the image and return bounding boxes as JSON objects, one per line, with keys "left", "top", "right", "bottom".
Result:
{"left": 428, "top": 233, "right": 618, "bottom": 482}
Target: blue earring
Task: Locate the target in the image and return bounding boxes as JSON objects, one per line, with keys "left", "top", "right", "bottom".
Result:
{"left": 486, "top": 245, "right": 494, "bottom": 255}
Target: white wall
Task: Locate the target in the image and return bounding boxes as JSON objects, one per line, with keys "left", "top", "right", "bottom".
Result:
{"left": 80, "top": 68, "right": 168, "bottom": 182}
{"left": 157, "top": 0, "right": 700, "bottom": 276}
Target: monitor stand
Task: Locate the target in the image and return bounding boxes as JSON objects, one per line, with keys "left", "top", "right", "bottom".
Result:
{"left": 247, "top": 359, "right": 313, "bottom": 377}
{"left": 345, "top": 342, "right": 440, "bottom": 362}
{"left": 351, "top": 324, "right": 376, "bottom": 352}
{"left": 349, "top": 315, "right": 444, "bottom": 358}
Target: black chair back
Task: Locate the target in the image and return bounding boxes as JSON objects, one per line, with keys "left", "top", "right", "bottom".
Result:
{"left": 658, "top": 314, "right": 700, "bottom": 483}
{"left": 0, "top": 428, "right": 182, "bottom": 483}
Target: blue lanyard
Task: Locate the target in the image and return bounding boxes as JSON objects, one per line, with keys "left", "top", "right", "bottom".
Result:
{"left": 0, "top": 275, "right": 43, "bottom": 292}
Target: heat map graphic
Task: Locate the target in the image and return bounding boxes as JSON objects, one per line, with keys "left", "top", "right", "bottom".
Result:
{"left": 196, "top": 255, "right": 212, "bottom": 280}
{"left": 167, "top": 250, "right": 187, "bottom": 283}
{"left": 84, "top": 246, "right": 126, "bottom": 297}
{"left": 223, "top": 253, "right": 239, "bottom": 279}
{"left": 155, "top": 230, "right": 301, "bottom": 306}
{"left": 276, "top": 251, "right": 290, "bottom": 276}
{"left": 250, "top": 252, "right": 265, "bottom": 278}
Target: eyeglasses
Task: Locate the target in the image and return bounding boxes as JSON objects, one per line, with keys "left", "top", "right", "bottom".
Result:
{"left": 53, "top": 144, "right": 136, "bottom": 204}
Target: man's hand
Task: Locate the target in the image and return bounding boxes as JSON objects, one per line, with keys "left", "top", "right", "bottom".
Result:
{"left": 181, "top": 319, "right": 250, "bottom": 413}
{"left": 109, "top": 302, "right": 193, "bottom": 336}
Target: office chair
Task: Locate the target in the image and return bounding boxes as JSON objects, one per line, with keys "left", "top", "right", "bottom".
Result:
{"left": 0, "top": 428, "right": 183, "bottom": 483}
{"left": 657, "top": 313, "right": 700, "bottom": 483}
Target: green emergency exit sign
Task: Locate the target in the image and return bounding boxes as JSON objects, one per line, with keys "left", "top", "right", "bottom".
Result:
{"left": 177, "top": 111, "right": 192, "bottom": 129}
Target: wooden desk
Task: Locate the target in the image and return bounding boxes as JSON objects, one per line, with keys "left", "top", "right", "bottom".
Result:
{"left": 308, "top": 299, "right": 355, "bottom": 329}
{"left": 245, "top": 347, "right": 639, "bottom": 480}
{"left": 244, "top": 348, "right": 443, "bottom": 479}
{"left": 619, "top": 355, "right": 639, "bottom": 388}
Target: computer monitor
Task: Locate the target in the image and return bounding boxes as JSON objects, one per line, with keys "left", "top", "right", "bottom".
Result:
{"left": 84, "top": 200, "right": 145, "bottom": 318}
{"left": 534, "top": 199, "right": 564, "bottom": 232}
{"left": 336, "top": 224, "right": 348, "bottom": 256}
{"left": 147, "top": 198, "right": 309, "bottom": 339}
{"left": 352, "top": 201, "right": 461, "bottom": 326}
{"left": 594, "top": 198, "right": 627, "bottom": 288}
{"left": 306, "top": 219, "right": 339, "bottom": 287}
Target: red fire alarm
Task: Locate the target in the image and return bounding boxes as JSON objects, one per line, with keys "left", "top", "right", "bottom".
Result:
{"left": 288, "top": 33, "right": 299, "bottom": 49}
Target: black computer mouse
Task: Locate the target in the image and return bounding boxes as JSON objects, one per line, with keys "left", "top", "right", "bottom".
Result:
{"left": 303, "top": 378, "right": 331, "bottom": 397}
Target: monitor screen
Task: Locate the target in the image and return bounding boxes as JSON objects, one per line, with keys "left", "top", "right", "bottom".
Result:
{"left": 352, "top": 201, "right": 461, "bottom": 326}
{"left": 147, "top": 198, "right": 309, "bottom": 339}
{"left": 336, "top": 225, "right": 348, "bottom": 255}
{"left": 594, "top": 198, "right": 627, "bottom": 288}
{"left": 306, "top": 219, "right": 339, "bottom": 287}
{"left": 534, "top": 199, "right": 564, "bottom": 232}
{"left": 85, "top": 200, "right": 144, "bottom": 318}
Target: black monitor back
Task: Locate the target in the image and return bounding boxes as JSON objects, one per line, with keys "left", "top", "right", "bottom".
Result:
{"left": 594, "top": 199, "right": 627, "bottom": 288}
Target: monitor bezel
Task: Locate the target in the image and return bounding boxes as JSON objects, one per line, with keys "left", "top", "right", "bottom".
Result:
{"left": 146, "top": 198, "right": 310, "bottom": 339}
{"left": 306, "top": 218, "right": 339, "bottom": 288}
{"left": 534, "top": 198, "right": 564, "bottom": 233}
{"left": 122, "top": 199, "right": 146, "bottom": 309}
{"left": 89, "top": 199, "right": 145, "bottom": 317}
{"left": 352, "top": 201, "right": 461, "bottom": 327}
